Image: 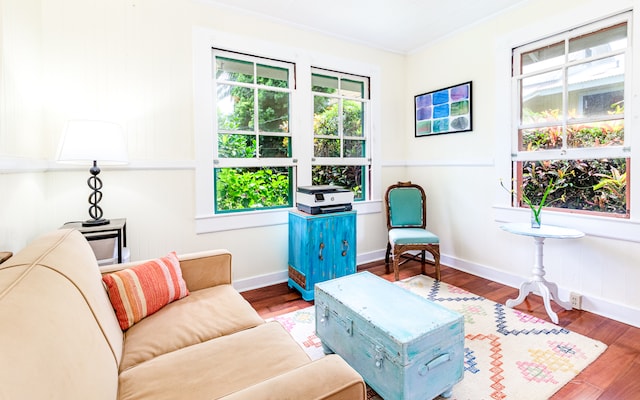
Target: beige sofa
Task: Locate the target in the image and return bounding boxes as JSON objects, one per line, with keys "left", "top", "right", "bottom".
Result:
{"left": 0, "top": 229, "right": 366, "bottom": 399}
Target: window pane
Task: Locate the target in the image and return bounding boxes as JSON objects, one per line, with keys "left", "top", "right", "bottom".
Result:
{"left": 567, "top": 55, "right": 624, "bottom": 119}
{"left": 259, "top": 135, "right": 290, "bottom": 157}
{"left": 342, "top": 79, "right": 364, "bottom": 99}
{"left": 520, "top": 71, "right": 563, "bottom": 124}
{"left": 216, "top": 57, "right": 253, "bottom": 82}
{"left": 568, "top": 23, "right": 627, "bottom": 62}
{"left": 312, "top": 165, "right": 364, "bottom": 200}
{"left": 217, "top": 85, "right": 254, "bottom": 131}
{"left": 344, "top": 139, "right": 364, "bottom": 158}
{"left": 258, "top": 89, "right": 289, "bottom": 133}
{"left": 314, "top": 138, "right": 340, "bottom": 157}
{"left": 519, "top": 158, "right": 627, "bottom": 215}
{"left": 521, "top": 41, "right": 564, "bottom": 74}
{"left": 218, "top": 133, "right": 255, "bottom": 158}
{"left": 566, "top": 121, "right": 624, "bottom": 148}
{"left": 312, "top": 74, "right": 338, "bottom": 94}
{"left": 257, "top": 64, "right": 289, "bottom": 88}
{"left": 520, "top": 126, "right": 563, "bottom": 151}
{"left": 343, "top": 100, "right": 363, "bottom": 137}
{"left": 215, "top": 167, "right": 292, "bottom": 212}
{"left": 580, "top": 89, "right": 624, "bottom": 117}
{"left": 314, "top": 96, "right": 339, "bottom": 136}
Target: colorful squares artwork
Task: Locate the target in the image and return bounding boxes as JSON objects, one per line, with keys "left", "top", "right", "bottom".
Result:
{"left": 415, "top": 81, "right": 472, "bottom": 136}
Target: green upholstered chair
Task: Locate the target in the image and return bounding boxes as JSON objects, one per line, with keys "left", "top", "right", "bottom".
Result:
{"left": 384, "top": 181, "right": 440, "bottom": 281}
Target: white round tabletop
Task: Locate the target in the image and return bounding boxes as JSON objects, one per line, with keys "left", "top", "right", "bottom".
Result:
{"left": 500, "top": 223, "right": 585, "bottom": 239}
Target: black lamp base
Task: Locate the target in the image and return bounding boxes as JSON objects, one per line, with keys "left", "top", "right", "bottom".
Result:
{"left": 82, "top": 218, "right": 110, "bottom": 227}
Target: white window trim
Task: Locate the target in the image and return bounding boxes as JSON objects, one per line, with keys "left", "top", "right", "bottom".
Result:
{"left": 192, "top": 27, "right": 382, "bottom": 234}
{"left": 493, "top": 3, "right": 640, "bottom": 242}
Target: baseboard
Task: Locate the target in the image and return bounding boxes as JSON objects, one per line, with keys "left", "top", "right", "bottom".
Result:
{"left": 234, "top": 250, "right": 640, "bottom": 328}
{"left": 233, "top": 249, "right": 387, "bottom": 292}
{"left": 441, "top": 254, "right": 640, "bottom": 329}
{"left": 233, "top": 270, "right": 289, "bottom": 292}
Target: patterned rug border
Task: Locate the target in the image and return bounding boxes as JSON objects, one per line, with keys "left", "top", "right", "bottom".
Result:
{"left": 270, "top": 275, "right": 607, "bottom": 400}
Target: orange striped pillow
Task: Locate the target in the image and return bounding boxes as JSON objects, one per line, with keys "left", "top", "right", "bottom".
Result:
{"left": 102, "top": 252, "right": 189, "bottom": 330}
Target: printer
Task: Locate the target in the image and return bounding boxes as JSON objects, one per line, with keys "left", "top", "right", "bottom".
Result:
{"left": 296, "top": 185, "right": 354, "bottom": 214}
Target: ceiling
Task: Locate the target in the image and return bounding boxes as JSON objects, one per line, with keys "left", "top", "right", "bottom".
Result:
{"left": 200, "top": 0, "right": 530, "bottom": 54}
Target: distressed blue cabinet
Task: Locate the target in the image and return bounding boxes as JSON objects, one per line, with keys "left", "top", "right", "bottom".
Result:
{"left": 288, "top": 210, "right": 356, "bottom": 301}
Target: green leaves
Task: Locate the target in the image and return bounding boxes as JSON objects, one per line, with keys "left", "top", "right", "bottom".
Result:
{"left": 216, "top": 168, "right": 291, "bottom": 211}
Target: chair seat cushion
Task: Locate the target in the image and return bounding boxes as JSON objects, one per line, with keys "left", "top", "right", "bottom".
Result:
{"left": 389, "top": 228, "right": 439, "bottom": 245}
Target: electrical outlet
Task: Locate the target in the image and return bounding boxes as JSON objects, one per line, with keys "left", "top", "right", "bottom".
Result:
{"left": 570, "top": 292, "right": 582, "bottom": 310}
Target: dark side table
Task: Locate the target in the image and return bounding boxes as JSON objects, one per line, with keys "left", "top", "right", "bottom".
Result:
{"left": 62, "top": 218, "right": 127, "bottom": 263}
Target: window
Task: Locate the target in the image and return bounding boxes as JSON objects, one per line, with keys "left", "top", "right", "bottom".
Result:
{"left": 311, "top": 69, "right": 370, "bottom": 200}
{"left": 194, "top": 29, "right": 381, "bottom": 233}
{"left": 213, "top": 51, "right": 295, "bottom": 213}
{"left": 511, "top": 13, "right": 630, "bottom": 218}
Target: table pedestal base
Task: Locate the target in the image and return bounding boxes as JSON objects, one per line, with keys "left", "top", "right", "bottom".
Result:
{"left": 505, "top": 236, "right": 572, "bottom": 324}
{"left": 506, "top": 278, "right": 572, "bottom": 324}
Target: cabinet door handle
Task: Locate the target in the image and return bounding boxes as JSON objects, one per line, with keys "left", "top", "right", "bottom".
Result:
{"left": 318, "top": 242, "right": 324, "bottom": 260}
{"left": 341, "top": 240, "right": 349, "bottom": 256}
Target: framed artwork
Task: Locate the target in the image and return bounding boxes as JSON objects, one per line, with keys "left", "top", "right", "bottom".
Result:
{"left": 414, "top": 81, "right": 472, "bottom": 137}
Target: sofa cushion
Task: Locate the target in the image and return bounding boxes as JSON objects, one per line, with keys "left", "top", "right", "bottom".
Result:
{"left": 118, "top": 322, "right": 310, "bottom": 400}
{"left": 119, "top": 284, "right": 265, "bottom": 371}
{"left": 103, "top": 252, "right": 189, "bottom": 330}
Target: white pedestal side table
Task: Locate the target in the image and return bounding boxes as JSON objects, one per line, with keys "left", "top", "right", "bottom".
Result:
{"left": 500, "top": 223, "right": 585, "bottom": 324}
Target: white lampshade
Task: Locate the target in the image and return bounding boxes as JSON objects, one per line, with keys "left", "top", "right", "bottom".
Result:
{"left": 57, "top": 120, "right": 128, "bottom": 164}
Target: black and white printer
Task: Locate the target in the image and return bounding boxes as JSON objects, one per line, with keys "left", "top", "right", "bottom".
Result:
{"left": 296, "top": 185, "right": 354, "bottom": 214}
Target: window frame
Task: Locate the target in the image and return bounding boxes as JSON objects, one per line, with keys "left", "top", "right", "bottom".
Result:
{"left": 193, "top": 28, "right": 382, "bottom": 233}
{"left": 494, "top": 7, "right": 640, "bottom": 242}
{"left": 212, "top": 50, "right": 296, "bottom": 213}
{"left": 511, "top": 13, "right": 631, "bottom": 218}
{"left": 311, "top": 67, "right": 371, "bottom": 201}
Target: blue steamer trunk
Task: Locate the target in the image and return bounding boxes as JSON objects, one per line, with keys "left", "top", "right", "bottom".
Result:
{"left": 315, "top": 272, "right": 464, "bottom": 400}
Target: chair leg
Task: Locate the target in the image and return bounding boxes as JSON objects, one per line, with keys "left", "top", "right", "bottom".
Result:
{"left": 432, "top": 246, "right": 441, "bottom": 281}
{"left": 420, "top": 250, "right": 426, "bottom": 275}
{"left": 385, "top": 243, "right": 392, "bottom": 274}
{"left": 393, "top": 251, "right": 400, "bottom": 282}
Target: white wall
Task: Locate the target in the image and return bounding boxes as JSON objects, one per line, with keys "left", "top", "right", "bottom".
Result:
{"left": 0, "top": 0, "right": 400, "bottom": 287}
{"left": 1, "top": 0, "right": 638, "bottom": 327}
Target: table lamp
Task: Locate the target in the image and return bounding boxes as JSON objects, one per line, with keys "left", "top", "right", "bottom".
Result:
{"left": 57, "top": 120, "right": 128, "bottom": 226}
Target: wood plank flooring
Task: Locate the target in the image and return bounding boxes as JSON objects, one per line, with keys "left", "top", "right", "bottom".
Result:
{"left": 241, "top": 259, "right": 640, "bottom": 399}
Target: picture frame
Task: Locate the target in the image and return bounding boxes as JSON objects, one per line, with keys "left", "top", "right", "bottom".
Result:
{"left": 414, "top": 81, "right": 472, "bottom": 137}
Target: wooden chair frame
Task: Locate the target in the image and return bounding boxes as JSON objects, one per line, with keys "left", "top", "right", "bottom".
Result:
{"left": 384, "top": 182, "right": 441, "bottom": 281}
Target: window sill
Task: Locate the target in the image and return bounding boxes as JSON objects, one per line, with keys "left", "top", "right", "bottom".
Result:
{"left": 195, "top": 200, "right": 382, "bottom": 234}
{"left": 493, "top": 205, "right": 640, "bottom": 243}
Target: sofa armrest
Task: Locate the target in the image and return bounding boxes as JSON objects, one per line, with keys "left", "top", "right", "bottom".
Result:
{"left": 99, "top": 249, "right": 233, "bottom": 292}
{"left": 220, "top": 355, "right": 366, "bottom": 400}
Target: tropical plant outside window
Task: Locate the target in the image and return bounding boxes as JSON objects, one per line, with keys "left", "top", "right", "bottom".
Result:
{"left": 511, "top": 14, "right": 630, "bottom": 217}
{"left": 311, "top": 70, "right": 369, "bottom": 200}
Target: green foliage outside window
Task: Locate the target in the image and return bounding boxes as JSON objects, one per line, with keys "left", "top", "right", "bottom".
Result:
{"left": 215, "top": 167, "right": 292, "bottom": 212}
{"left": 312, "top": 165, "right": 364, "bottom": 200}
{"left": 521, "top": 159, "right": 626, "bottom": 215}
{"left": 520, "top": 106, "right": 627, "bottom": 215}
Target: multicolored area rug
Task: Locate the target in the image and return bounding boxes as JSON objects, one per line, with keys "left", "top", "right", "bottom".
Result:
{"left": 269, "top": 275, "right": 607, "bottom": 400}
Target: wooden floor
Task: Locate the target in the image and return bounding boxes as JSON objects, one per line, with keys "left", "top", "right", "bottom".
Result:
{"left": 241, "top": 259, "right": 640, "bottom": 400}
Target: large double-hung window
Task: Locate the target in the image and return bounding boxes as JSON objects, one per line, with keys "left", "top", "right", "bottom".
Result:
{"left": 213, "top": 51, "right": 294, "bottom": 212}
{"left": 207, "top": 50, "right": 372, "bottom": 218}
{"left": 511, "top": 13, "right": 630, "bottom": 218}
{"left": 311, "top": 69, "right": 370, "bottom": 200}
